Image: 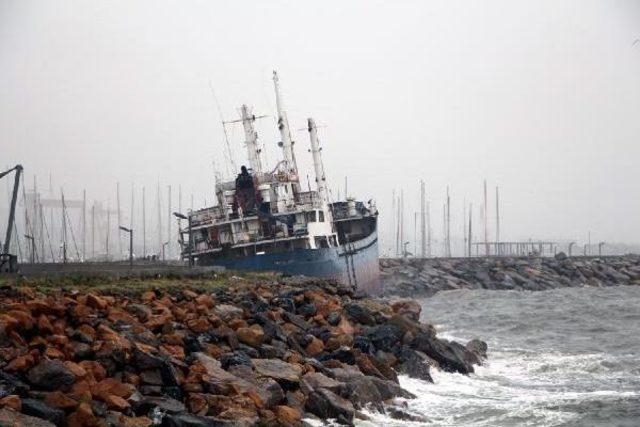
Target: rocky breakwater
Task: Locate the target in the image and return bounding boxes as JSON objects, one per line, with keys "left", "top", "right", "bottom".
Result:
{"left": 381, "top": 254, "right": 640, "bottom": 297}
{"left": 0, "top": 276, "right": 486, "bottom": 426}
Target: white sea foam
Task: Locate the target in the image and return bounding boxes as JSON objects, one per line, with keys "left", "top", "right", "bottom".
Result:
{"left": 356, "top": 287, "right": 640, "bottom": 426}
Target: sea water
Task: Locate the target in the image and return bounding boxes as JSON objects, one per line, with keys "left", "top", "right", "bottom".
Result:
{"left": 360, "top": 286, "right": 640, "bottom": 426}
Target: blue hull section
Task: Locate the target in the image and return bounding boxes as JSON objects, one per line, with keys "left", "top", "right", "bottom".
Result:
{"left": 202, "top": 231, "right": 381, "bottom": 295}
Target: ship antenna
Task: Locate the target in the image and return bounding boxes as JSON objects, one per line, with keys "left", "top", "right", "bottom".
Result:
{"left": 208, "top": 79, "right": 236, "bottom": 177}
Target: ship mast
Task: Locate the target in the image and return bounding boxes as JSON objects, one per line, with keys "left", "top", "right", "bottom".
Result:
{"left": 240, "top": 105, "right": 263, "bottom": 175}
{"left": 273, "top": 71, "right": 298, "bottom": 176}
{"left": 223, "top": 105, "right": 265, "bottom": 176}
{"left": 307, "top": 118, "right": 328, "bottom": 204}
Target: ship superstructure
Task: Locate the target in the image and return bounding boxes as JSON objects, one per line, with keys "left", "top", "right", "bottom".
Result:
{"left": 179, "top": 72, "right": 380, "bottom": 295}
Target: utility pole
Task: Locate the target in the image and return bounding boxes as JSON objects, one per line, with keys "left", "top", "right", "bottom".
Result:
{"left": 427, "top": 200, "right": 431, "bottom": 257}
{"left": 91, "top": 203, "right": 95, "bottom": 259}
{"left": 61, "top": 189, "right": 67, "bottom": 263}
{"left": 167, "top": 185, "right": 171, "bottom": 260}
{"left": 400, "top": 189, "right": 404, "bottom": 256}
{"left": 483, "top": 179, "right": 489, "bottom": 256}
{"left": 117, "top": 182, "right": 122, "bottom": 258}
{"left": 446, "top": 186, "right": 451, "bottom": 257}
{"left": 142, "top": 186, "right": 146, "bottom": 258}
{"left": 495, "top": 185, "right": 500, "bottom": 256}
{"left": 157, "top": 180, "right": 162, "bottom": 257}
{"left": 392, "top": 189, "right": 396, "bottom": 256}
{"left": 468, "top": 203, "right": 473, "bottom": 258}
{"left": 463, "top": 200, "right": 467, "bottom": 257}
{"left": 82, "top": 189, "right": 86, "bottom": 261}
{"left": 130, "top": 183, "right": 135, "bottom": 256}
{"left": 420, "top": 181, "right": 426, "bottom": 258}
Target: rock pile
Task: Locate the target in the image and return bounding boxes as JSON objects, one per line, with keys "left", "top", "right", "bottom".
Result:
{"left": 0, "top": 276, "right": 485, "bottom": 426}
{"left": 381, "top": 255, "right": 640, "bottom": 297}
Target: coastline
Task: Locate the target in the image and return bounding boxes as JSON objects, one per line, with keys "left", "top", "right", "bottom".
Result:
{"left": 0, "top": 273, "right": 485, "bottom": 426}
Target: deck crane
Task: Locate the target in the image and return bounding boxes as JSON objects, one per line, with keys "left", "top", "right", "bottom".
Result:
{"left": 1, "top": 164, "right": 23, "bottom": 273}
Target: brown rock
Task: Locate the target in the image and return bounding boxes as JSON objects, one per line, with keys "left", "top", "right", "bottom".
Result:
{"left": 275, "top": 405, "right": 301, "bottom": 426}
{"left": 0, "top": 395, "right": 21, "bottom": 411}
{"left": 64, "top": 361, "right": 88, "bottom": 380}
{"left": 237, "top": 325, "right": 264, "bottom": 348}
{"left": 187, "top": 393, "right": 208, "bottom": 414}
{"left": 391, "top": 299, "right": 422, "bottom": 322}
{"left": 186, "top": 318, "right": 210, "bottom": 334}
{"left": 105, "top": 395, "right": 130, "bottom": 412}
{"left": 5, "top": 353, "right": 35, "bottom": 372}
{"left": 305, "top": 337, "right": 324, "bottom": 357}
{"left": 79, "top": 361, "right": 107, "bottom": 382}
{"left": 66, "top": 402, "right": 99, "bottom": 427}
{"left": 86, "top": 294, "right": 109, "bottom": 310}
{"left": 44, "top": 391, "right": 79, "bottom": 410}
{"left": 94, "top": 378, "right": 133, "bottom": 400}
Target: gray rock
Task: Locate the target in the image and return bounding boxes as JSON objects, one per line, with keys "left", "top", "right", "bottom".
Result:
{"left": 306, "top": 388, "right": 355, "bottom": 425}
{"left": 21, "top": 398, "right": 65, "bottom": 426}
{"left": 0, "top": 408, "right": 56, "bottom": 427}
{"left": 26, "top": 360, "right": 75, "bottom": 391}
{"left": 252, "top": 358, "right": 303, "bottom": 384}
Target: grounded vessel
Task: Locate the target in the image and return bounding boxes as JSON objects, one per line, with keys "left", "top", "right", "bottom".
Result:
{"left": 179, "top": 72, "right": 380, "bottom": 295}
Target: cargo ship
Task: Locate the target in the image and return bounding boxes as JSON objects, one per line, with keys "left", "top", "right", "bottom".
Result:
{"left": 178, "top": 72, "right": 380, "bottom": 295}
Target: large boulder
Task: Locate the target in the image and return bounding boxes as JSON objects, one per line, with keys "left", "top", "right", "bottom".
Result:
{"left": 27, "top": 360, "right": 75, "bottom": 391}
{"left": 411, "top": 332, "right": 477, "bottom": 374}
{"left": 252, "top": 359, "right": 303, "bottom": 385}
{"left": 305, "top": 388, "right": 355, "bottom": 425}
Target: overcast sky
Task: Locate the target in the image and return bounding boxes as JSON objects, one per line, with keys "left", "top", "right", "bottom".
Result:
{"left": 2, "top": 0, "right": 639, "bottom": 255}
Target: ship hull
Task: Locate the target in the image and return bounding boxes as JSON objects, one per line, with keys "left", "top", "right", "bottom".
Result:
{"left": 198, "top": 230, "right": 381, "bottom": 296}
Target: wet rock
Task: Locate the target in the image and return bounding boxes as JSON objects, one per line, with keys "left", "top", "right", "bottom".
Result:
{"left": 27, "top": 360, "right": 75, "bottom": 391}
{"left": 395, "top": 348, "right": 433, "bottom": 382}
{"left": 390, "top": 299, "right": 422, "bottom": 322}
{"left": 306, "top": 388, "right": 355, "bottom": 425}
{"left": 411, "top": 332, "right": 476, "bottom": 374}
{"left": 21, "top": 398, "right": 65, "bottom": 426}
{"left": 466, "top": 339, "right": 488, "bottom": 361}
{"left": 365, "top": 324, "right": 404, "bottom": 351}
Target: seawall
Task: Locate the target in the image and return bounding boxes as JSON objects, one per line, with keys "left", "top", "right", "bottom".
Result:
{"left": 380, "top": 255, "right": 640, "bottom": 297}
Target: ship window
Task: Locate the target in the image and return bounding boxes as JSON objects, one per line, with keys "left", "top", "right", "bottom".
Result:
{"left": 318, "top": 211, "right": 325, "bottom": 222}
{"left": 305, "top": 211, "right": 317, "bottom": 223}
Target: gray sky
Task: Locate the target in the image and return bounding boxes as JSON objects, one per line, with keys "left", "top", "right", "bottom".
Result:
{"left": 2, "top": 0, "right": 639, "bottom": 255}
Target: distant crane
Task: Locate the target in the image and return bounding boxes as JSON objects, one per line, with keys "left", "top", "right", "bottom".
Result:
{"left": 1, "top": 164, "right": 23, "bottom": 273}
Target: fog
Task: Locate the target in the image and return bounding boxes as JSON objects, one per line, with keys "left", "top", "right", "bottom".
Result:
{"left": 2, "top": 0, "right": 640, "bottom": 258}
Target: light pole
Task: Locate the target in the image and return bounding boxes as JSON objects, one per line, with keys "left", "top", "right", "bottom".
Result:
{"left": 173, "top": 212, "right": 192, "bottom": 267}
{"left": 24, "top": 234, "right": 35, "bottom": 263}
{"left": 119, "top": 226, "right": 133, "bottom": 268}
{"left": 162, "top": 241, "right": 169, "bottom": 262}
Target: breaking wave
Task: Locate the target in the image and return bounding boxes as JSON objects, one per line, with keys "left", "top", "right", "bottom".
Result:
{"left": 358, "top": 286, "right": 640, "bottom": 426}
